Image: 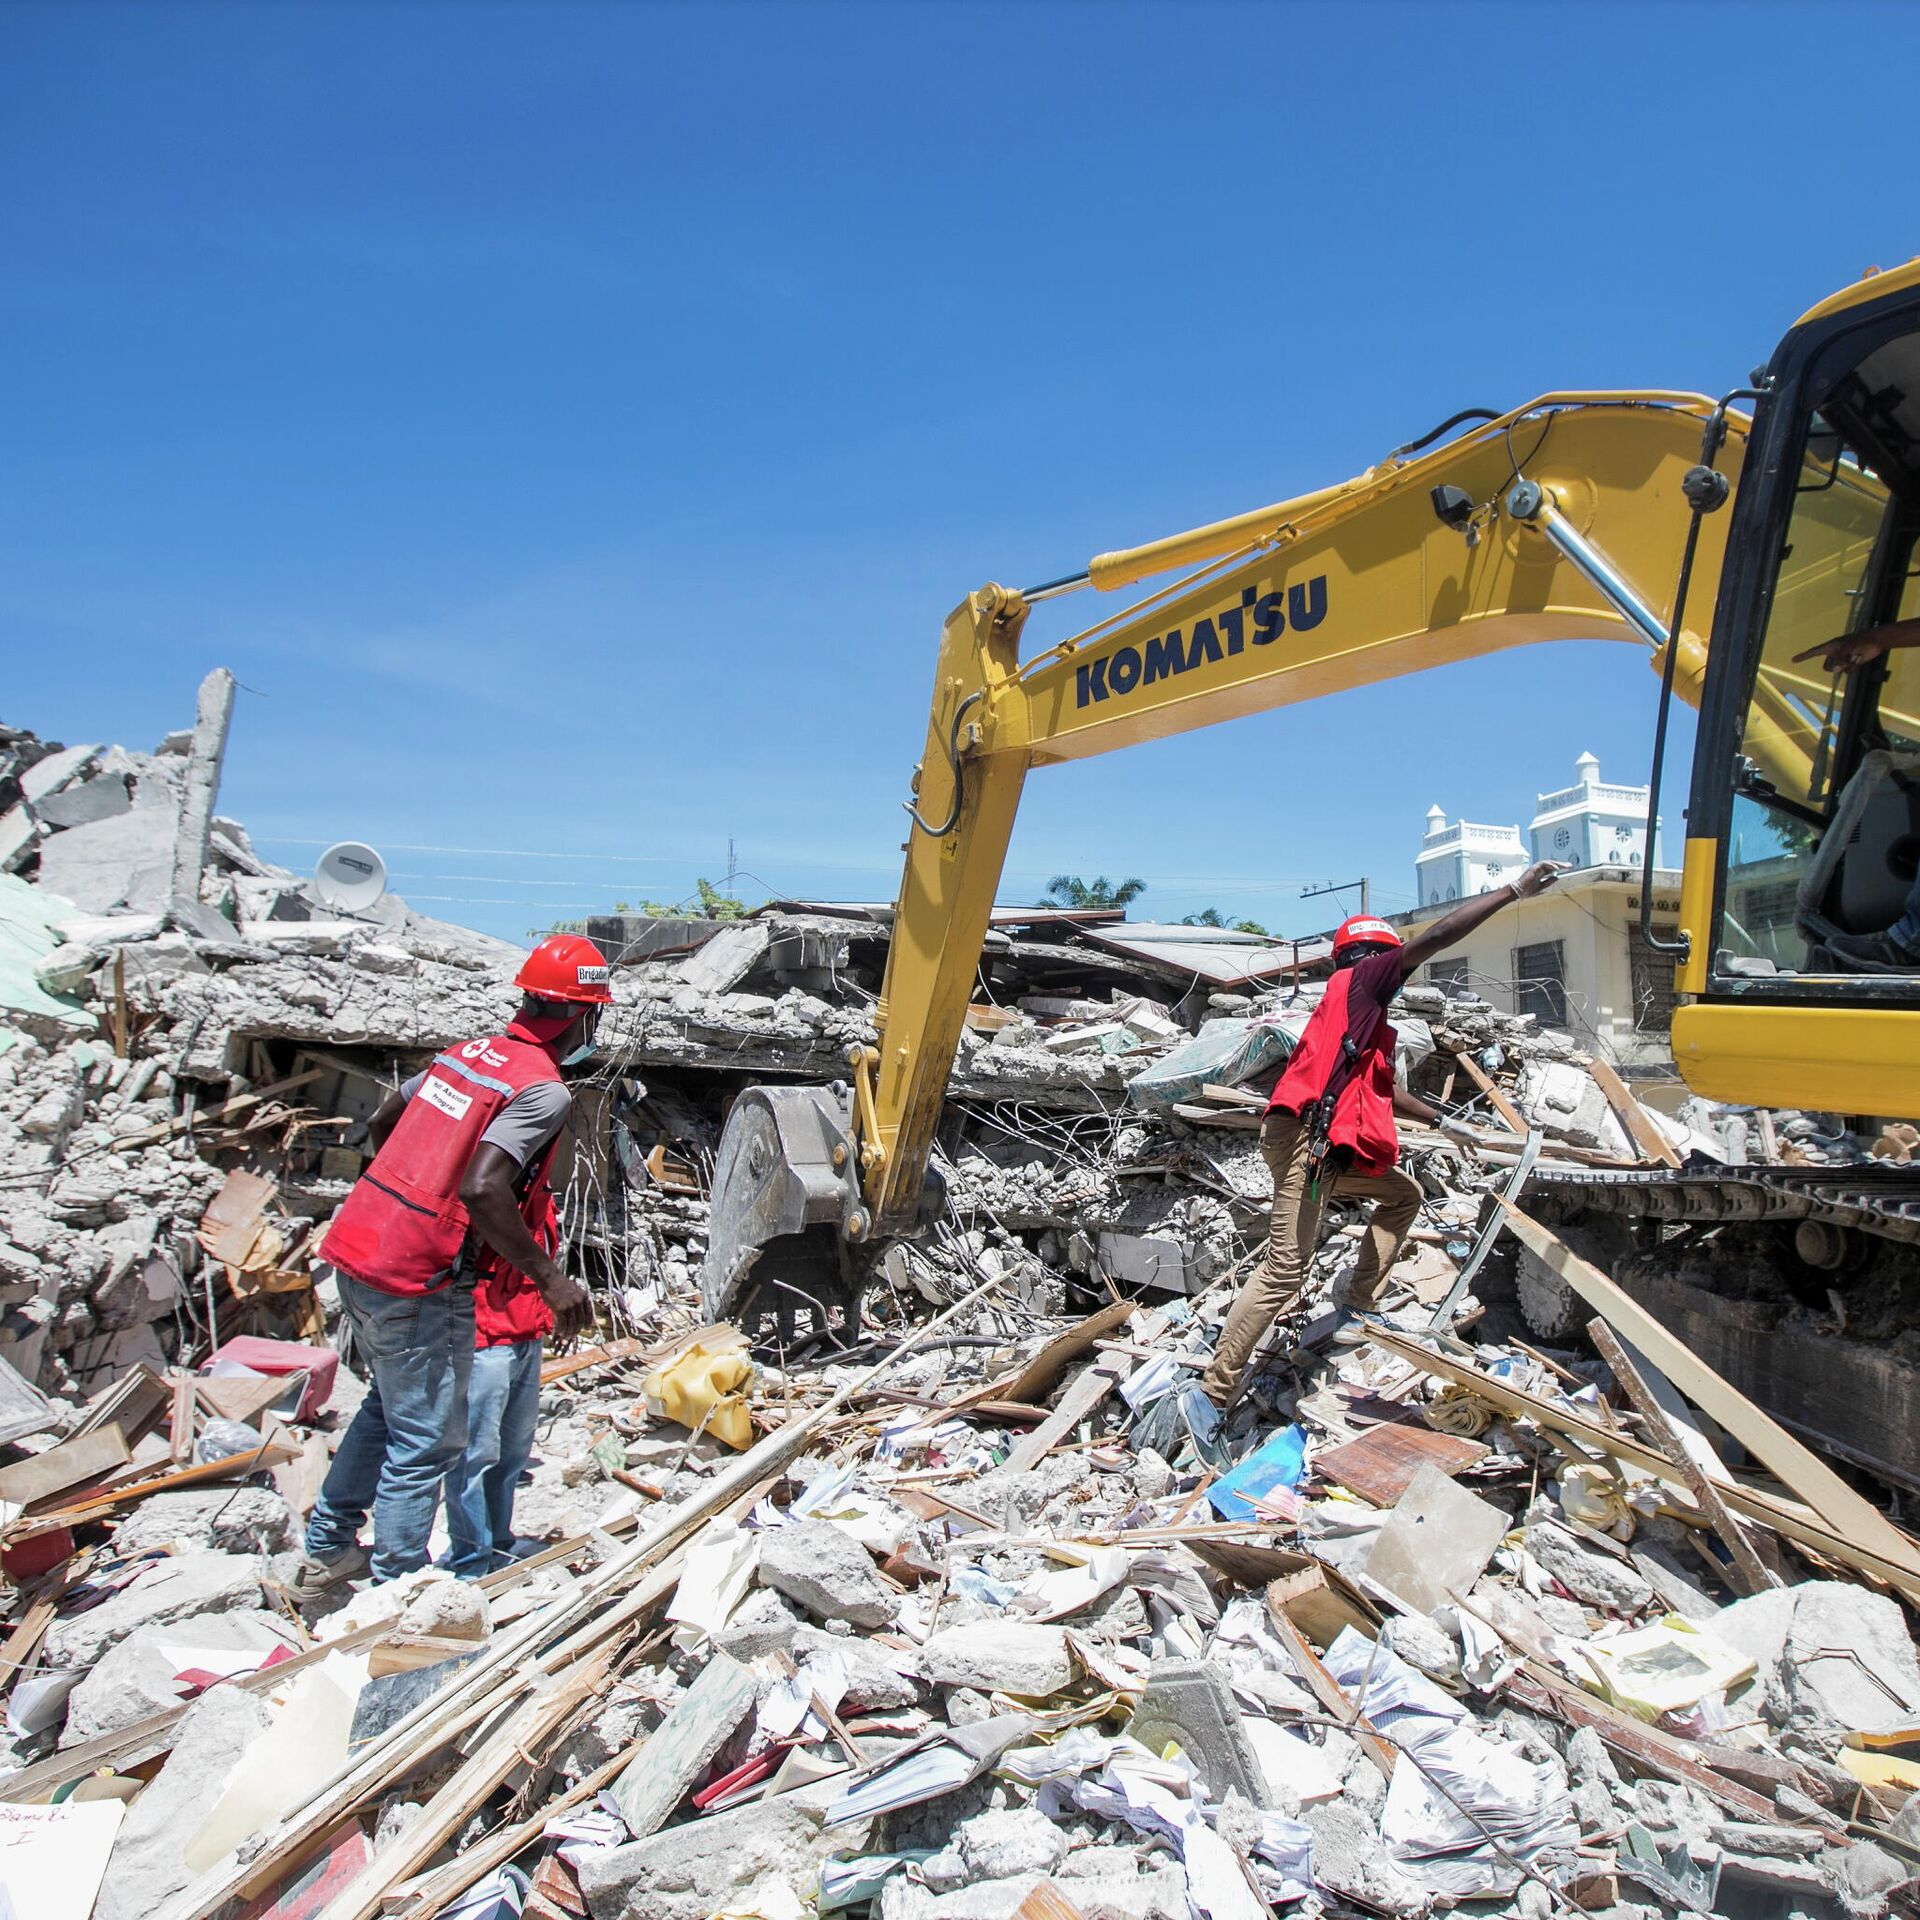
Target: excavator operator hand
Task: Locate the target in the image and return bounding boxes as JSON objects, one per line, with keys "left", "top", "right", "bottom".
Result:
{"left": 1794, "top": 616, "right": 1920, "bottom": 674}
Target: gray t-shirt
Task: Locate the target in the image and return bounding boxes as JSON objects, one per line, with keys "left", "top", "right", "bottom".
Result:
{"left": 399, "top": 1071, "right": 571, "bottom": 1168}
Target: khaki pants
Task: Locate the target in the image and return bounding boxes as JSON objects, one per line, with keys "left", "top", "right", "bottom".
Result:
{"left": 1200, "top": 1109, "right": 1422, "bottom": 1407}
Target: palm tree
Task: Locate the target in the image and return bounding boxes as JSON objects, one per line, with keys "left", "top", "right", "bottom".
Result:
{"left": 1043, "top": 874, "right": 1147, "bottom": 910}
{"left": 1181, "top": 906, "right": 1270, "bottom": 936}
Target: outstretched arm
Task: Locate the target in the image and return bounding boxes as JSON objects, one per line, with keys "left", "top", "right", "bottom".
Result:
{"left": 1399, "top": 859, "right": 1563, "bottom": 976}
{"left": 1795, "top": 616, "right": 1920, "bottom": 674}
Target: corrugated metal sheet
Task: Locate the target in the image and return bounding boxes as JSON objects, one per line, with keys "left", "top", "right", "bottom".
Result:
{"left": 1073, "top": 921, "right": 1334, "bottom": 988}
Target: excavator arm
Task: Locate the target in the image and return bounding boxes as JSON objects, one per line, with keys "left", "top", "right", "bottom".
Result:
{"left": 701, "top": 391, "right": 1753, "bottom": 1324}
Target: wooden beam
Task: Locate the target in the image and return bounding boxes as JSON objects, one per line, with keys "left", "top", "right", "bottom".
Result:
{"left": 1365, "top": 1327, "right": 1920, "bottom": 1600}
{"left": 1264, "top": 1609, "right": 1398, "bottom": 1780}
{"left": 0, "top": 1424, "right": 128, "bottom": 1507}
{"left": 111, "top": 1068, "right": 323, "bottom": 1153}
{"left": 1453, "top": 1051, "right": 1529, "bottom": 1136}
{"left": 1584, "top": 1054, "right": 1681, "bottom": 1168}
{"left": 1585, "top": 1317, "right": 1779, "bottom": 1596}
{"left": 1498, "top": 1200, "right": 1915, "bottom": 1569}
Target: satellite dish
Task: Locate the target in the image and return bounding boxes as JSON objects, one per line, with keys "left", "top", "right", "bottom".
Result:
{"left": 314, "top": 841, "right": 388, "bottom": 914}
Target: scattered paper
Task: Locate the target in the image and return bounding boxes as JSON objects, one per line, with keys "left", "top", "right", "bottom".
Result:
{"left": 0, "top": 1799, "right": 125, "bottom": 1920}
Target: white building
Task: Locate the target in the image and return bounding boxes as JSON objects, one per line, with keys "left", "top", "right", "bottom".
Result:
{"left": 1399, "top": 754, "right": 1675, "bottom": 1074}
{"left": 1528, "top": 752, "right": 1657, "bottom": 871}
{"left": 1414, "top": 806, "right": 1529, "bottom": 908}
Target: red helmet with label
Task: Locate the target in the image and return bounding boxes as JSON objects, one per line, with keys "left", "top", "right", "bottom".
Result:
{"left": 1331, "top": 915, "right": 1403, "bottom": 957}
{"left": 515, "top": 934, "right": 615, "bottom": 1005}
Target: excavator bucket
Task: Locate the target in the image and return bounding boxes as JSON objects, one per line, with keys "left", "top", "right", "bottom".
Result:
{"left": 699, "top": 1083, "right": 863, "bottom": 1344}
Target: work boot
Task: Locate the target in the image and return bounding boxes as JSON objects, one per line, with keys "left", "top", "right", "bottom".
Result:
{"left": 1825, "top": 928, "right": 1920, "bottom": 971}
{"left": 286, "top": 1544, "right": 370, "bottom": 1599}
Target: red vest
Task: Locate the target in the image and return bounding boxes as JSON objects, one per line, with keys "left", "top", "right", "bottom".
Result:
{"left": 471, "top": 1160, "right": 560, "bottom": 1348}
{"left": 1266, "top": 972, "right": 1400, "bottom": 1176}
{"left": 322, "top": 1027, "right": 565, "bottom": 1299}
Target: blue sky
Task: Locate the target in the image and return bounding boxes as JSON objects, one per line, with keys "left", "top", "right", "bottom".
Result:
{"left": 4, "top": 1, "right": 1915, "bottom": 943}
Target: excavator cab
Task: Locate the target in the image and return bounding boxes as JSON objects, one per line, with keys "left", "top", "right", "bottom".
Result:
{"left": 1673, "top": 269, "right": 1920, "bottom": 1113}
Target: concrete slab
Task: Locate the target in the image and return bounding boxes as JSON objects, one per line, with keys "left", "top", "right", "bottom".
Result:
{"left": 36, "top": 807, "right": 176, "bottom": 913}
{"left": 611, "top": 1649, "right": 758, "bottom": 1840}
{"left": 18, "top": 743, "right": 100, "bottom": 803}
{"left": 1361, "top": 1463, "right": 1508, "bottom": 1615}
{"left": 33, "top": 776, "right": 133, "bottom": 831}
{"left": 1128, "top": 1658, "right": 1271, "bottom": 1807}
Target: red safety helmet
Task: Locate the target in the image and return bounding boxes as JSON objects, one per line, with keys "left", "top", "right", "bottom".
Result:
{"left": 515, "top": 934, "right": 615, "bottom": 1006}
{"left": 1331, "top": 915, "right": 1404, "bottom": 957}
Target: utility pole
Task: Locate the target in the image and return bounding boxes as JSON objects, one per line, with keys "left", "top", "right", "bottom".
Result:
{"left": 1301, "top": 876, "right": 1371, "bottom": 918}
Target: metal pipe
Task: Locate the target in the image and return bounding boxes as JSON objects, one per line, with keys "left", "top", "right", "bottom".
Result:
{"left": 1504, "top": 479, "right": 1668, "bottom": 649}
{"left": 1017, "top": 571, "right": 1090, "bottom": 603}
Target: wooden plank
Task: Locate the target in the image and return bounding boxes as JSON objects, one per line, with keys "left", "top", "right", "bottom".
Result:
{"left": 1504, "top": 1670, "right": 1802, "bottom": 1828}
{"left": 1264, "top": 1609, "right": 1398, "bottom": 1780}
{"left": 998, "top": 1301, "right": 1135, "bottom": 1408}
{"left": 1586, "top": 1317, "right": 1778, "bottom": 1597}
{"left": 1199, "top": 1083, "right": 1266, "bottom": 1109}
{"left": 1011, "top": 1887, "right": 1088, "bottom": 1920}
{"left": 1585, "top": 1054, "right": 1682, "bottom": 1168}
{"left": 1001, "top": 1357, "right": 1130, "bottom": 1473}
{"left": 315, "top": 1658, "right": 611, "bottom": 1920}
{"left": 0, "top": 1424, "right": 128, "bottom": 1507}
{"left": 1366, "top": 1326, "right": 1920, "bottom": 1600}
{"left": 1265, "top": 1564, "right": 1379, "bottom": 1649}
{"left": 1454, "top": 1051, "right": 1529, "bottom": 1136}
{"left": 388, "top": 1743, "right": 634, "bottom": 1920}
{"left": 8, "top": 1434, "right": 299, "bottom": 1537}
{"left": 1170, "top": 1103, "right": 1261, "bottom": 1131}
{"left": 1498, "top": 1200, "right": 1915, "bottom": 1569}
{"left": 110, "top": 1068, "right": 323, "bottom": 1153}
{"left": 169, "top": 1371, "right": 196, "bottom": 1466}
{"left": 1314, "top": 1422, "right": 1487, "bottom": 1507}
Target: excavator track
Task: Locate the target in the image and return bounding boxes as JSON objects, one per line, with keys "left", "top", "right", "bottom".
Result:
{"left": 1507, "top": 1159, "right": 1920, "bottom": 1495}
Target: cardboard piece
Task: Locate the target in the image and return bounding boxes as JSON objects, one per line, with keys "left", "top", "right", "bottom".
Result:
{"left": 1361, "top": 1463, "right": 1508, "bottom": 1615}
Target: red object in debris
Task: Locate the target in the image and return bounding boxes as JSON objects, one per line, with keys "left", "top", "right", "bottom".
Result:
{"left": 173, "top": 1641, "right": 297, "bottom": 1696}
{"left": 690, "top": 1745, "right": 785, "bottom": 1810}
{"left": 2, "top": 1528, "right": 73, "bottom": 1582}
{"left": 203, "top": 1337, "right": 338, "bottom": 1422}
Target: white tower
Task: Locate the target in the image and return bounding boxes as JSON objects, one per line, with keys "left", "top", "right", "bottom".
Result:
{"left": 1528, "top": 753, "right": 1656, "bottom": 869}
{"left": 1416, "top": 804, "right": 1529, "bottom": 908}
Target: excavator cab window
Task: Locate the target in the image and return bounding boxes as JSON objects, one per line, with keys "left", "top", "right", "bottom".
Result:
{"left": 1716, "top": 321, "right": 1920, "bottom": 982}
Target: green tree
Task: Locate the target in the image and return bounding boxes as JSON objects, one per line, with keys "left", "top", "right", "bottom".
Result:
{"left": 1043, "top": 874, "right": 1147, "bottom": 910}
{"left": 1181, "top": 906, "right": 1270, "bottom": 936}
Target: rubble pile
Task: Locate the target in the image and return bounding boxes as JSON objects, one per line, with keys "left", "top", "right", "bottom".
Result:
{"left": 5, "top": 687, "right": 1920, "bottom": 1920}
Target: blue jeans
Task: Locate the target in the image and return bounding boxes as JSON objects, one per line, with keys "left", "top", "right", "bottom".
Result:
{"left": 441, "top": 1337, "right": 543, "bottom": 1579}
{"left": 305, "top": 1275, "right": 474, "bottom": 1583}
{"left": 1890, "top": 876, "right": 1920, "bottom": 955}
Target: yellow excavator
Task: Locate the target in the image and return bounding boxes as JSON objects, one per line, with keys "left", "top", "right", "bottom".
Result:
{"left": 701, "top": 260, "right": 1920, "bottom": 1486}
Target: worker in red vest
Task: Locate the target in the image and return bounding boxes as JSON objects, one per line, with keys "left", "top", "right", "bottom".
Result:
{"left": 1198, "top": 864, "right": 1561, "bottom": 1412}
{"left": 292, "top": 935, "right": 612, "bottom": 1592}
{"left": 440, "top": 1135, "right": 574, "bottom": 1579}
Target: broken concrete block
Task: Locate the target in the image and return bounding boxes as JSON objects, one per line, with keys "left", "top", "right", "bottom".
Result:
{"left": 18, "top": 743, "right": 101, "bottom": 805}
{"left": 610, "top": 1649, "right": 758, "bottom": 1840}
{"left": 34, "top": 806, "right": 176, "bottom": 914}
{"left": 1095, "top": 1229, "right": 1190, "bottom": 1293}
{"left": 879, "top": 1866, "right": 1191, "bottom": 1920}
{"left": 92, "top": 1681, "right": 269, "bottom": 1920}
{"left": 1526, "top": 1521, "right": 1655, "bottom": 1615}
{"left": 1718, "top": 1579, "right": 1920, "bottom": 1741}
{"left": 756, "top": 1518, "right": 896, "bottom": 1628}
{"left": 920, "top": 1623, "right": 1074, "bottom": 1697}
{"left": 61, "top": 1607, "right": 297, "bottom": 1746}
{"left": 580, "top": 1791, "right": 846, "bottom": 1920}
{"left": 33, "top": 775, "right": 132, "bottom": 831}
{"left": 1363, "top": 1465, "right": 1510, "bottom": 1616}
{"left": 1129, "top": 1658, "right": 1271, "bottom": 1807}
{"left": 791, "top": 1624, "right": 923, "bottom": 1708}
{"left": 110, "top": 1486, "right": 297, "bottom": 1558}
{"left": 41, "top": 1550, "right": 265, "bottom": 1671}
{"left": 951, "top": 1807, "right": 1067, "bottom": 1881}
